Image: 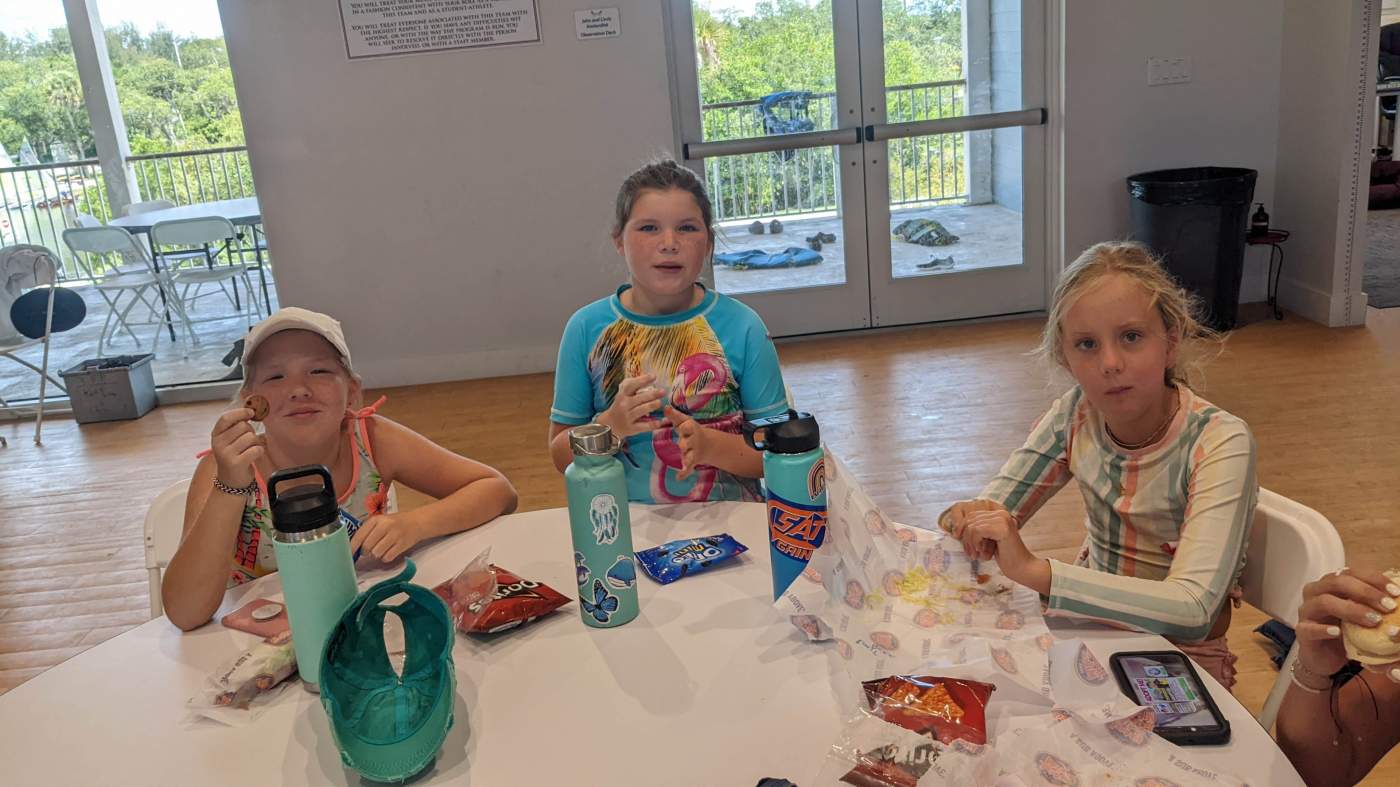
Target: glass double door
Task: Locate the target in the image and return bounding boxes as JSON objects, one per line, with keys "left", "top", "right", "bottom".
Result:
{"left": 671, "top": 0, "right": 1049, "bottom": 336}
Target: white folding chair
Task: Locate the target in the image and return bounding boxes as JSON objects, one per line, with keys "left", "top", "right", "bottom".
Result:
{"left": 1238, "top": 488, "right": 1346, "bottom": 731}
{"left": 0, "top": 245, "right": 67, "bottom": 445}
{"left": 144, "top": 478, "right": 191, "bottom": 618}
{"left": 151, "top": 217, "right": 258, "bottom": 329}
{"left": 234, "top": 223, "right": 274, "bottom": 316}
{"left": 123, "top": 200, "right": 209, "bottom": 269}
{"left": 63, "top": 226, "right": 193, "bottom": 354}
{"left": 121, "top": 199, "right": 175, "bottom": 217}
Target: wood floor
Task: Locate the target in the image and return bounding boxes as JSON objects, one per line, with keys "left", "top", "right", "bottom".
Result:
{"left": 4, "top": 304, "right": 1398, "bottom": 785}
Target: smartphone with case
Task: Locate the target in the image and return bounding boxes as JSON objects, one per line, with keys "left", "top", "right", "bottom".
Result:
{"left": 1110, "top": 650, "right": 1231, "bottom": 745}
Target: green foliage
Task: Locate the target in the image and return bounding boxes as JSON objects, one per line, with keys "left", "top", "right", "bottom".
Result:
{"left": 694, "top": 0, "right": 968, "bottom": 219}
{"left": 694, "top": 0, "right": 962, "bottom": 107}
{"left": 0, "top": 24, "right": 243, "bottom": 162}
{"left": 0, "top": 25, "right": 249, "bottom": 273}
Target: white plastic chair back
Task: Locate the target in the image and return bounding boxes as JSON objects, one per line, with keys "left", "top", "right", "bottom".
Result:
{"left": 151, "top": 216, "right": 237, "bottom": 248}
{"left": 122, "top": 199, "right": 175, "bottom": 217}
{"left": 143, "top": 479, "right": 191, "bottom": 618}
{"left": 62, "top": 226, "right": 150, "bottom": 259}
{"left": 1241, "top": 489, "right": 1346, "bottom": 624}
{"left": 1239, "top": 488, "right": 1346, "bottom": 731}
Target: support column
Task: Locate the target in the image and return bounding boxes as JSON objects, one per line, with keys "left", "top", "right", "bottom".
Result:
{"left": 964, "top": 0, "right": 993, "bottom": 205}
{"left": 62, "top": 0, "right": 140, "bottom": 217}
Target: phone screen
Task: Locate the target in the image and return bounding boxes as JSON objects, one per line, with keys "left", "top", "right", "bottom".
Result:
{"left": 1114, "top": 654, "right": 1217, "bottom": 729}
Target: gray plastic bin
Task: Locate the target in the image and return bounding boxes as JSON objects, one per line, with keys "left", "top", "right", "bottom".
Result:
{"left": 59, "top": 354, "right": 157, "bottom": 424}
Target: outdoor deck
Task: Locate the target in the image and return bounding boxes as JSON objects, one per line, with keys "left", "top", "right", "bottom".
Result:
{"left": 713, "top": 203, "right": 1023, "bottom": 295}
{"left": 0, "top": 280, "right": 278, "bottom": 405}
{"left": 0, "top": 203, "right": 1022, "bottom": 406}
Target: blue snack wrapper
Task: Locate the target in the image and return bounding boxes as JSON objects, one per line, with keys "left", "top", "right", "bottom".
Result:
{"left": 340, "top": 509, "right": 364, "bottom": 562}
{"left": 635, "top": 533, "right": 748, "bottom": 584}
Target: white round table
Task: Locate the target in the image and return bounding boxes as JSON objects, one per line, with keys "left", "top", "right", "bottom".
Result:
{"left": 0, "top": 503, "right": 1303, "bottom": 785}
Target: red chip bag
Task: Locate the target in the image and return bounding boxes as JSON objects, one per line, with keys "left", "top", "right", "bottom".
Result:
{"left": 860, "top": 675, "right": 995, "bottom": 745}
{"left": 432, "top": 551, "right": 569, "bottom": 634}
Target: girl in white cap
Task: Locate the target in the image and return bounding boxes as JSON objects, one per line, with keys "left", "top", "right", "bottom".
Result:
{"left": 162, "top": 307, "right": 518, "bottom": 631}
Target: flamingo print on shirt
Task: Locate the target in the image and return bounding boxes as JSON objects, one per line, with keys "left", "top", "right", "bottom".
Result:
{"left": 552, "top": 286, "right": 789, "bottom": 504}
{"left": 590, "top": 318, "right": 756, "bottom": 503}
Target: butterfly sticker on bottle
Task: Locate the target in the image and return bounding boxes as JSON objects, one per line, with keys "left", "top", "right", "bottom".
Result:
{"left": 580, "top": 579, "right": 619, "bottom": 624}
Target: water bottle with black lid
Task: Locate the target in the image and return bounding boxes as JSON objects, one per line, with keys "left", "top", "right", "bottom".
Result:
{"left": 269, "top": 465, "right": 359, "bottom": 692}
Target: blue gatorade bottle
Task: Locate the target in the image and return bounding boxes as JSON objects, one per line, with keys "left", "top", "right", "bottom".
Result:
{"left": 743, "top": 410, "right": 826, "bottom": 600}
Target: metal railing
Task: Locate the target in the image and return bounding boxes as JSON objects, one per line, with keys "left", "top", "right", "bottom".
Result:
{"left": 0, "top": 146, "right": 256, "bottom": 281}
{"left": 128, "top": 146, "right": 254, "bottom": 206}
{"left": 0, "top": 158, "right": 115, "bottom": 280}
{"left": 699, "top": 80, "right": 967, "bottom": 222}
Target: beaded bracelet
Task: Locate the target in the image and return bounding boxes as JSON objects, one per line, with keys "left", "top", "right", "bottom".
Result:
{"left": 213, "top": 476, "right": 258, "bottom": 497}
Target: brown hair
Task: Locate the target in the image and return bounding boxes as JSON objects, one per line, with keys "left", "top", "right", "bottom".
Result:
{"left": 612, "top": 158, "right": 715, "bottom": 247}
{"left": 1036, "top": 241, "right": 1223, "bottom": 387}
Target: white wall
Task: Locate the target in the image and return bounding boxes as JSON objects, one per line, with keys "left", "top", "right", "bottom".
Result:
{"left": 1063, "top": 1, "right": 1285, "bottom": 304}
{"left": 215, "top": 1, "right": 1369, "bottom": 392}
{"left": 216, "top": 1, "right": 676, "bottom": 387}
{"left": 1271, "top": 0, "right": 1372, "bottom": 326}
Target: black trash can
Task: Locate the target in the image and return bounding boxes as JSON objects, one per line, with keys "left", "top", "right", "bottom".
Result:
{"left": 1126, "top": 167, "right": 1257, "bottom": 331}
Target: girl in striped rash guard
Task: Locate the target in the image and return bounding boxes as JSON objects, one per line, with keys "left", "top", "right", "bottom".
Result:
{"left": 942, "top": 241, "right": 1257, "bottom": 690}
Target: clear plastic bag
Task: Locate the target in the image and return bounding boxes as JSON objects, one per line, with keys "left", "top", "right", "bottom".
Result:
{"left": 816, "top": 705, "right": 949, "bottom": 787}
{"left": 432, "top": 546, "right": 496, "bottom": 628}
{"left": 431, "top": 547, "right": 570, "bottom": 634}
{"left": 184, "top": 632, "right": 298, "bottom": 726}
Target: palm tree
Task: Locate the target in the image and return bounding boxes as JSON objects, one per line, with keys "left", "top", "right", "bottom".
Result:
{"left": 41, "top": 70, "right": 88, "bottom": 161}
{"left": 693, "top": 8, "right": 723, "bottom": 71}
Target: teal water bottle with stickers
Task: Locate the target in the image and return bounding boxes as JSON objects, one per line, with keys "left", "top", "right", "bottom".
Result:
{"left": 743, "top": 410, "right": 826, "bottom": 600}
{"left": 268, "top": 465, "right": 359, "bottom": 692}
{"left": 565, "top": 424, "right": 639, "bottom": 628}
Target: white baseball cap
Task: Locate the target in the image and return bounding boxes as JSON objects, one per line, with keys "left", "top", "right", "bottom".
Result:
{"left": 241, "top": 307, "right": 352, "bottom": 369}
